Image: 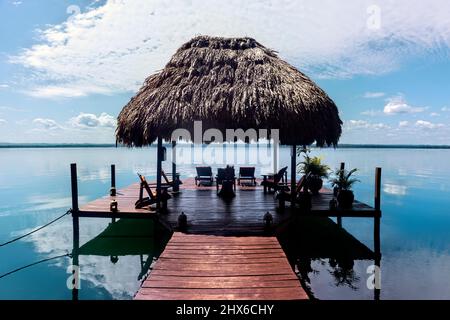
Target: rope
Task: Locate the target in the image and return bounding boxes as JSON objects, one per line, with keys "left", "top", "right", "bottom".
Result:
{"left": 0, "top": 253, "right": 71, "bottom": 280}
{"left": 0, "top": 209, "right": 72, "bottom": 248}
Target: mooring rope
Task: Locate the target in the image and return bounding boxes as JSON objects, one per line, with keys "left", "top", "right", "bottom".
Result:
{"left": 0, "top": 209, "right": 72, "bottom": 248}
{"left": 0, "top": 253, "right": 71, "bottom": 280}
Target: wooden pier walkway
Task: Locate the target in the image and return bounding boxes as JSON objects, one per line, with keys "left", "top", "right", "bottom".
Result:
{"left": 134, "top": 233, "right": 308, "bottom": 300}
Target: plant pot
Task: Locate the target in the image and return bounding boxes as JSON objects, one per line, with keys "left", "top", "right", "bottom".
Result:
{"left": 337, "top": 190, "right": 354, "bottom": 209}
{"left": 307, "top": 176, "right": 323, "bottom": 195}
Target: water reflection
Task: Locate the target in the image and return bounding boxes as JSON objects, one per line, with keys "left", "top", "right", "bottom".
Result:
{"left": 278, "top": 215, "right": 381, "bottom": 300}
{"left": 71, "top": 218, "right": 172, "bottom": 300}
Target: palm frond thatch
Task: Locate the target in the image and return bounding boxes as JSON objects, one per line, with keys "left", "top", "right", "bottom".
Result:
{"left": 116, "top": 36, "right": 342, "bottom": 147}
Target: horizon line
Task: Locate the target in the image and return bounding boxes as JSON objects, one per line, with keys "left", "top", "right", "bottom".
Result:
{"left": 1, "top": 142, "right": 450, "bottom": 149}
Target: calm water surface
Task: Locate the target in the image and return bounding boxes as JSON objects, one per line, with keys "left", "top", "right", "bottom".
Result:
{"left": 0, "top": 147, "right": 449, "bottom": 299}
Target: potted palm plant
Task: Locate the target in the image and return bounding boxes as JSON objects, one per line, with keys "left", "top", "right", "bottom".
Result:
{"left": 330, "top": 168, "right": 359, "bottom": 209}
{"left": 298, "top": 150, "right": 330, "bottom": 195}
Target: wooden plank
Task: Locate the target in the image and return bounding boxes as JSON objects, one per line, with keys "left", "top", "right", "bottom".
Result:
{"left": 135, "top": 233, "right": 308, "bottom": 300}
{"left": 159, "top": 252, "right": 286, "bottom": 259}
{"left": 135, "top": 287, "right": 308, "bottom": 300}
{"left": 143, "top": 280, "right": 301, "bottom": 289}
{"left": 158, "top": 257, "right": 287, "bottom": 264}
{"left": 147, "top": 274, "right": 299, "bottom": 282}
{"left": 161, "top": 249, "right": 284, "bottom": 255}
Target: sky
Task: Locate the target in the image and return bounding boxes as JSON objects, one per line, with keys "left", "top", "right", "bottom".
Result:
{"left": 0, "top": 0, "right": 449, "bottom": 145}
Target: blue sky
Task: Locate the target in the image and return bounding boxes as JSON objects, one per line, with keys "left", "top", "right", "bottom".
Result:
{"left": 0, "top": 0, "right": 449, "bottom": 144}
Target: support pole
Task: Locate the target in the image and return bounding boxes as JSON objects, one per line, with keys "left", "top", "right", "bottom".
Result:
{"left": 374, "top": 167, "right": 382, "bottom": 254}
{"left": 110, "top": 164, "right": 116, "bottom": 223}
{"left": 70, "top": 163, "right": 79, "bottom": 301}
{"left": 374, "top": 168, "right": 382, "bottom": 301}
{"left": 111, "top": 164, "right": 116, "bottom": 191}
{"left": 156, "top": 136, "right": 163, "bottom": 210}
{"left": 273, "top": 139, "right": 278, "bottom": 175}
{"left": 290, "top": 145, "right": 297, "bottom": 202}
{"left": 337, "top": 162, "right": 345, "bottom": 226}
{"left": 172, "top": 141, "right": 179, "bottom": 192}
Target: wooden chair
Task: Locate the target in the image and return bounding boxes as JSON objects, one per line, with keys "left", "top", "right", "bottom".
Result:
{"left": 261, "top": 166, "right": 288, "bottom": 193}
{"left": 195, "top": 166, "right": 214, "bottom": 186}
{"left": 147, "top": 170, "right": 178, "bottom": 188}
{"left": 238, "top": 167, "right": 256, "bottom": 186}
{"left": 276, "top": 173, "right": 311, "bottom": 208}
{"left": 135, "top": 174, "right": 171, "bottom": 209}
{"left": 216, "top": 166, "right": 236, "bottom": 194}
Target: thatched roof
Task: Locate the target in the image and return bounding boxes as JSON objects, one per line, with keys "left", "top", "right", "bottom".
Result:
{"left": 116, "top": 36, "right": 342, "bottom": 146}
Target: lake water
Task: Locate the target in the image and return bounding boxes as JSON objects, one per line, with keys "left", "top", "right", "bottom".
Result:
{"left": 0, "top": 146, "right": 450, "bottom": 300}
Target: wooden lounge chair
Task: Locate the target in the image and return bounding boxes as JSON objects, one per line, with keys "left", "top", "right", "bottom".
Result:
{"left": 195, "top": 166, "right": 214, "bottom": 186}
{"left": 276, "top": 173, "right": 311, "bottom": 208}
{"left": 238, "top": 167, "right": 256, "bottom": 186}
{"left": 261, "top": 166, "right": 288, "bottom": 193}
{"left": 216, "top": 166, "right": 236, "bottom": 193}
{"left": 147, "top": 170, "right": 181, "bottom": 189}
{"left": 135, "top": 174, "right": 171, "bottom": 209}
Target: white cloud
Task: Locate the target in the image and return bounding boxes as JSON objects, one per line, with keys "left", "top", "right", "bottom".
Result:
{"left": 442, "top": 107, "right": 450, "bottom": 112}
{"left": 70, "top": 112, "right": 116, "bottom": 129}
{"left": 399, "top": 121, "right": 409, "bottom": 127}
{"left": 11, "top": 0, "right": 450, "bottom": 98}
{"left": 345, "top": 120, "right": 390, "bottom": 130}
{"left": 363, "top": 92, "right": 385, "bottom": 99}
{"left": 415, "top": 120, "right": 445, "bottom": 130}
{"left": 430, "top": 112, "right": 440, "bottom": 117}
{"left": 27, "top": 85, "right": 112, "bottom": 99}
{"left": 0, "top": 84, "right": 9, "bottom": 89}
{"left": 361, "top": 109, "right": 381, "bottom": 117}
{"left": 0, "top": 119, "right": 7, "bottom": 125}
{"left": 32, "top": 118, "right": 62, "bottom": 130}
{"left": 12, "top": 1, "right": 22, "bottom": 6}
{"left": 384, "top": 95, "right": 426, "bottom": 114}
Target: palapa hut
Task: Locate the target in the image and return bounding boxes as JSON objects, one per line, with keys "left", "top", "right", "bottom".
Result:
{"left": 116, "top": 36, "right": 342, "bottom": 205}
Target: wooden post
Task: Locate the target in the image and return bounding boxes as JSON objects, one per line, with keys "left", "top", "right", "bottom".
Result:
{"left": 374, "top": 167, "right": 382, "bottom": 255}
{"left": 172, "top": 141, "right": 179, "bottom": 192}
{"left": 290, "top": 145, "right": 297, "bottom": 202}
{"left": 156, "top": 136, "right": 163, "bottom": 210}
{"left": 374, "top": 167, "right": 382, "bottom": 301}
{"left": 111, "top": 164, "right": 116, "bottom": 223}
{"left": 273, "top": 139, "right": 278, "bottom": 175}
{"left": 71, "top": 163, "right": 79, "bottom": 214}
{"left": 70, "top": 163, "right": 79, "bottom": 301}
{"left": 111, "top": 164, "right": 116, "bottom": 190}
{"left": 337, "top": 162, "right": 345, "bottom": 226}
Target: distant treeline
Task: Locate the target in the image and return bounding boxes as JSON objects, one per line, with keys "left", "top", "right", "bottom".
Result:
{"left": 1, "top": 143, "right": 450, "bottom": 149}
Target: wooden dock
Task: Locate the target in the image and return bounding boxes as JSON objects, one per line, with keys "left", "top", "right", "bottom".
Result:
{"left": 69, "top": 163, "right": 381, "bottom": 300}
{"left": 76, "top": 177, "right": 380, "bottom": 235}
{"left": 134, "top": 233, "right": 308, "bottom": 300}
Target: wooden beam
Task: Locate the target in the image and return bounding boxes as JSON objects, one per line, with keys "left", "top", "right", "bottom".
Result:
{"left": 70, "top": 163, "right": 79, "bottom": 214}
{"left": 156, "top": 136, "right": 163, "bottom": 210}
{"left": 172, "top": 141, "right": 179, "bottom": 192}
{"left": 290, "top": 145, "right": 297, "bottom": 202}
{"left": 111, "top": 164, "right": 116, "bottom": 190}
{"left": 273, "top": 138, "right": 278, "bottom": 175}
{"left": 374, "top": 167, "right": 382, "bottom": 255}
{"left": 70, "top": 163, "right": 79, "bottom": 301}
{"left": 374, "top": 167, "right": 381, "bottom": 212}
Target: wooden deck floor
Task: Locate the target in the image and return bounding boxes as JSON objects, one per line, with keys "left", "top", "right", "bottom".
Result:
{"left": 78, "top": 177, "right": 377, "bottom": 235}
{"left": 134, "top": 233, "right": 308, "bottom": 300}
